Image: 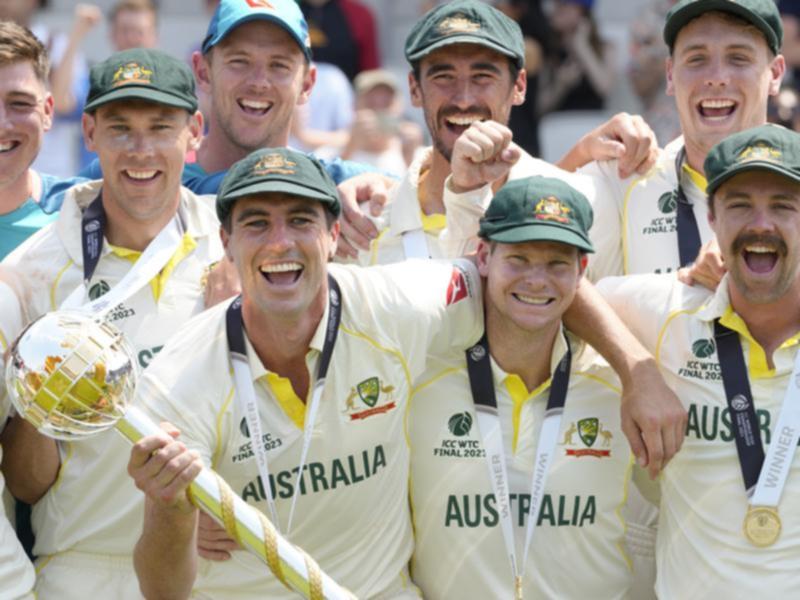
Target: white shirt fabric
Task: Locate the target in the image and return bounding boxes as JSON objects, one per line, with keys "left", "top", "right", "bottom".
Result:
{"left": 599, "top": 273, "right": 800, "bottom": 597}
{"left": 136, "top": 259, "right": 484, "bottom": 599}
{"left": 0, "top": 280, "right": 36, "bottom": 600}
{"left": 409, "top": 331, "right": 633, "bottom": 599}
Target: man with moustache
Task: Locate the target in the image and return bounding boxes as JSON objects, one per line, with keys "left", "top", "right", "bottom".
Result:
{"left": 0, "top": 48, "right": 222, "bottom": 599}
{"left": 599, "top": 123, "right": 800, "bottom": 596}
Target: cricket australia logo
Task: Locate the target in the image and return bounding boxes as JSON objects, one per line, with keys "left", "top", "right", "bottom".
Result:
{"left": 437, "top": 15, "right": 480, "bottom": 34}
{"left": 252, "top": 153, "right": 296, "bottom": 176}
{"left": 738, "top": 143, "right": 782, "bottom": 164}
{"left": 534, "top": 196, "right": 571, "bottom": 223}
{"left": 560, "top": 417, "right": 612, "bottom": 458}
{"left": 342, "top": 376, "right": 397, "bottom": 421}
{"left": 112, "top": 62, "right": 154, "bottom": 87}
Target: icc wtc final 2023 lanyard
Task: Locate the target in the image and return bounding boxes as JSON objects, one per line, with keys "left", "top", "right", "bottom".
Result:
{"left": 714, "top": 320, "right": 800, "bottom": 547}
{"left": 465, "top": 333, "right": 572, "bottom": 599}
{"left": 674, "top": 147, "right": 703, "bottom": 269}
{"left": 226, "top": 275, "right": 342, "bottom": 534}
{"left": 61, "top": 193, "right": 185, "bottom": 313}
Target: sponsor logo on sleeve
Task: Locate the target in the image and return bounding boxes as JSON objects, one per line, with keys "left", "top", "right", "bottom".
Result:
{"left": 446, "top": 265, "right": 471, "bottom": 306}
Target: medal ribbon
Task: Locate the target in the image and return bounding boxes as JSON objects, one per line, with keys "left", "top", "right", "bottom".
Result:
{"left": 60, "top": 193, "right": 185, "bottom": 315}
{"left": 226, "top": 275, "right": 342, "bottom": 534}
{"left": 466, "top": 333, "right": 571, "bottom": 596}
{"left": 714, "top": 320, "right": 800, "bottom": 506}
{"left": 674, "top": 147, "right": 703, "bottom": 268}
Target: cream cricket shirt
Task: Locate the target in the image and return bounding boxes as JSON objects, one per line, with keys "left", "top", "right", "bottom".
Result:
{"left": 581, "top": 137, "right": 714, "bottom": 281}
{"left": 2, "top": 180, "right": 223, "bottom": 560}
{"left": 599, "top": 274, "right": 800, "bottom": 597}
{"left": 409, "top": 331, "right": 633, "bottom": 599}
{"left": 356, "top": 148, "right": 576, "bottom": 266}
{"left": 136, "top": 259, "right": 484, "bottom": 599}
{"left": 0, "top": 281, "right": 35, "bottom": 600}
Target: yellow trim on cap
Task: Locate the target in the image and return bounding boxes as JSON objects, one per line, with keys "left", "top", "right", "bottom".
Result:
{"left": 503, "top": 374, "right": 550, "bottom": 454}
{"left": 108, "top": 233, "right": 197, "bottom": 301}
{"left": 265, "top": 372, "right": 306, "bottom": 430}
{"left": 719, "top": 306, "right": 800, "bottom": 379}
{"left": 682, "top": 162, "right": 708, "bottom": 194}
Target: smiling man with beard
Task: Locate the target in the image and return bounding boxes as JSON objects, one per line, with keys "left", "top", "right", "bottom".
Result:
{"left": 598, "top": 124, "right": 800, "bottom": 597}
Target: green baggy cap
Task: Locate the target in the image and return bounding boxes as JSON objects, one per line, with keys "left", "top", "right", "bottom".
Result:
{"left": 705, "top": 124, "right": 800, "bottom": 196}
{"left": 479, "top": 176, "right": 594, "bottom": 252}
{"left": 85, "top": 48, "right": 198, "bottom": 113}
{"left": 405, "top": 0, "right": 525, "bottom": 68}
{"left": 663, "top": 0, "right": 783, "bottom": 55}
{"left": 217, "top": 148, "right": 341, "bottom": 223}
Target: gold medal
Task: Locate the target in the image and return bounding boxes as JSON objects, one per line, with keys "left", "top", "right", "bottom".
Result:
{"left": 744, "top": 506, "right": 781, "bottom": 547}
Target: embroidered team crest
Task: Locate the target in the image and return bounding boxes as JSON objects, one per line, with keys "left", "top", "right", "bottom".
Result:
{"left": 112, "top": 62, "right": 154, "bottom": 87}
{"left": 658, "top": 191, "right": 677, "bottom": 214}
{"left": 692, "top": 338, "right": 716, "bottom": 358}
{"left": 738, "top": 143, "right": 782, "bottom": 164}
{"left": 534, "top": 196, "right": 571, "bottom": 223}
{"left": 252, "top": 153, "right": 297, "bottom": 176}
{"left": 448, "top": 412, "right": 473, "bottom": 437}
{"left": 561, "top": 417, "right": 612, "bottom": 458}
{"left": 357, "top": 376, "right": 380, "bottom": 407}
{"left": 578, "top": 417, "right": 598, "bottom": 447}
{"left": 437, "top": 15, "right": 481, "bottom": 34}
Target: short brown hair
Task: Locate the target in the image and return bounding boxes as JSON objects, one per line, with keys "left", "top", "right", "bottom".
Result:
{"left": 109, "top": 0, "right": 158, "bottom": 25}
{"left": 0, "top": 20, "right": 50, "bottom": 82}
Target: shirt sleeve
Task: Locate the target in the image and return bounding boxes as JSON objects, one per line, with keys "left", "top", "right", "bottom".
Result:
{"left": 440, "top": 176, "right": 492, "bottom": 258}
{"left": 0, "top": 280, "right": 26, "bottom": 425}
{"left": 595, "top": 273, "right": 681, "bottom": 354}
{"left": 579, "top": 161, "right": 626, "bottom": 282}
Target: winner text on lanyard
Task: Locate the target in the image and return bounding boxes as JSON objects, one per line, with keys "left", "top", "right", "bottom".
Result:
{"left": 466, "top": 333, "right": 571, "bottom": 599}
{"left": 226, "top": 275, "right": 341, "bottom": 534}
{"left": 60, "top": 193, "right": 185, "bottom": 315}
{"left": 714, "top": 320, "right": 800, "bottom": 547}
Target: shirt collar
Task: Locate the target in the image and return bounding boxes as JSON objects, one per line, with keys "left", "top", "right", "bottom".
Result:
{"left": 696, "top": 273, "right": 734, "bottom": 322}
{"left": 489, "top": 325, "right": 573, "bottom": 389}
{"left": 389, "top": 147, "right": 433, "bottom": 236}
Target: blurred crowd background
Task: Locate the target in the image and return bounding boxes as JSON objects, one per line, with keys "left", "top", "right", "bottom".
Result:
{"left": 4, "top": 0, "right": 800, "bottom": 179}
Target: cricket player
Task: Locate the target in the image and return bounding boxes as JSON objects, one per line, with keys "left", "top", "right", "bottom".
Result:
{"left": 0, "top": 20, "right": 88, "bottom": 258}
{"left": 440, "top": 0, "right": 786, "bottom": 284}
{"left": 127, "top": 147, "right": 484, "bottom": 598}
{"left": 80, "top": 0, "right": 373, "bottom": 193}
{"left": 336, "top": 0, "right": 659, "bottom": 265}
{"left": 600, "top": 123, "right": 800, "bottom": 596}
{"left": 409, "top": 176, "right": 636, "bottom": 598}
{"left": 0, "top": 48, "right": 222, "bottom": 599}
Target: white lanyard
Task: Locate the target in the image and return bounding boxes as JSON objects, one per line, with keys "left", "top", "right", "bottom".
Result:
{"left": 61, "top": 193, "right": 184, "bottom": 315}
{"left": 401, "top": 228, "right": 430, "bottom": 259}
{"left": 751, "top": 350, "right": 800, "bottom": 507}
{"left": 466, "top": 334, "right": 571, "bottom": 598}
{"left": 226, "top": 277, "right": 341, "bottom": 535}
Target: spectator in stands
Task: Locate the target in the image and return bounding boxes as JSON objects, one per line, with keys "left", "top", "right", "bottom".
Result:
{"left": 627, "top": 2, "right": 681, "bottom": 144}
{"left": 337, "top": 68, "right": 423, "bottom": 172}
{"left": 300, "top": 0, "right": 379, "bottom": 81}
{"left": 108, "top": 0, "right": 158, "bottom": 52}
{"left": 537, "top": 0, "right": 616, "bottom": 114}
